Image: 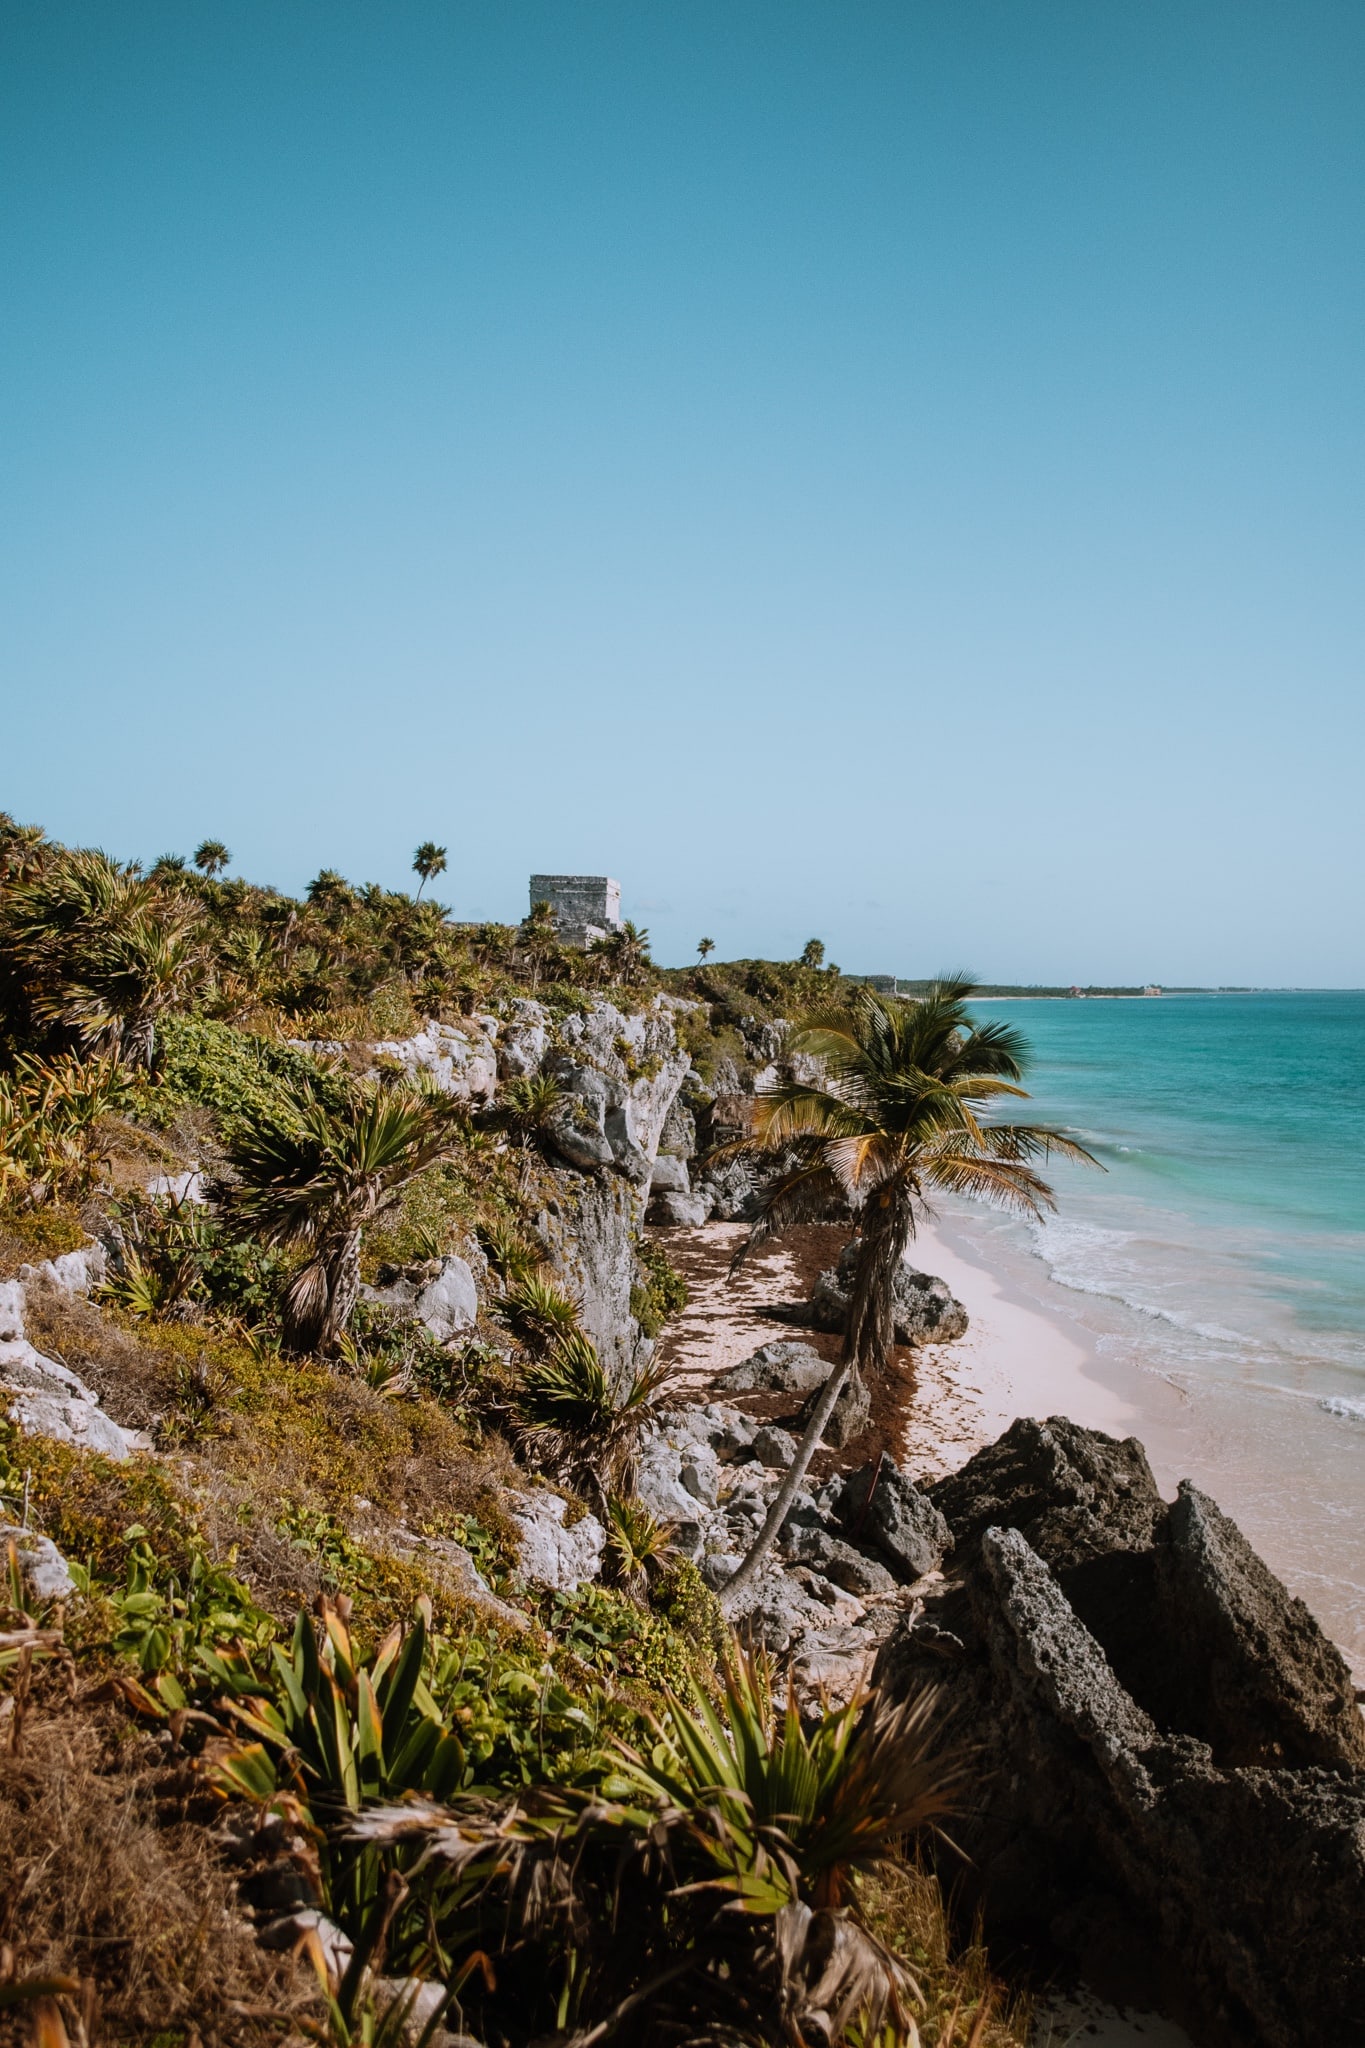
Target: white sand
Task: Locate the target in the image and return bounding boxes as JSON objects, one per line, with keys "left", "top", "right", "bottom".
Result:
{"left": 897, "top": 1216, "right": 1136, "bottom": 1480}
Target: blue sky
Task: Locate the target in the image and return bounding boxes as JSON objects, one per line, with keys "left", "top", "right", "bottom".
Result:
{"left": 3, "top": 2, "right": 1362, "bottom": 984}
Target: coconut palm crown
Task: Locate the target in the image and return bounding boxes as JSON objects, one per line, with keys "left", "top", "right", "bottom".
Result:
{"left": 719, "top": 975, "right": 1097, "bottom": 1609}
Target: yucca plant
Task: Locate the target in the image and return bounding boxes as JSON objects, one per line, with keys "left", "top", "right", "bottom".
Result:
{"left": 216, "top": 1075, "right": 464, "bottom": 1355}
{"left": 603, "top": 1495, "right": 674, "bottom": 1595}
{"left": 514, "top": 1334, "right": 676, "bottom": 1502}
{"left": 493, "top": 1070, "right": 565, "bottom": 1148}
{"left": 495, "top": 1271, "right": 582, "bottom": 1350}
{"left": 476, "top": 1214, "right": 543, "bottom": 1285}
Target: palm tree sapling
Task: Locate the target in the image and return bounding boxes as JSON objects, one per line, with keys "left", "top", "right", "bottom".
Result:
{"left": 717, "top": 978, "right": 1097, "bottom": 1611}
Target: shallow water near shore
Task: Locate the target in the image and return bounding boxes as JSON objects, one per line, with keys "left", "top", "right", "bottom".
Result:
{"left": 940, "top": 991, "right": 1365, "bottom": 1670}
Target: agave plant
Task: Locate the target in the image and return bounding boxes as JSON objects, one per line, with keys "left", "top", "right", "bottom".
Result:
{"left": 631, "top": 1642, "right": 959, "bottom": 1911}
{"left": 495, "top": 1271, "right": 582, "bottom": 1350}
{"left": 514, "top": 1332, "right": 676, "bottom": 1503}
{"left": 603, "top": 1495, "right": 674, "bottom": 1596}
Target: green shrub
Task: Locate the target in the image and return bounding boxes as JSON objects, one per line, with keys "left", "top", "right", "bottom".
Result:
{"left": 149, "top": 1015, "right": 347, "bottom": 1141}
{"left": 631, "top": 1237, "right": 688, "bottom": 1339}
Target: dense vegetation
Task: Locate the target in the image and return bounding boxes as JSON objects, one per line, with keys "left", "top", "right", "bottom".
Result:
{"left": 0, "top": 815, "right": 1029, "bottom": 2048}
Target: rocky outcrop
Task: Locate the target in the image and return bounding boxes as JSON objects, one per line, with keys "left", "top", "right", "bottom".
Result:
{"left": 715, "top": 1340, "right": 830, "bottom": 1396}
{"left": 508, "top": 1491, "right": 606, "bottom": 1592}
{"left": 522, "top": 998, "right": 694, "bottom": 1391}
{"left": 833, "top": 1458, "right": 950, "bottom": 1580}
{"left": 0, "top": 1523, "right": 77, "bottom": 1604}
{"left": 534, "top": 1174, "right": 651, "bottom": 1395}
{"left": 293, "top": 1018, "right": 500, "bottom": 1104}
{"left": 0, "top": 1273, "right": 140, "bottom": 1461}
{"left": 362, "top": 1254, "right": 481, "bottom": 1345}
{"left": 809, "top": 1240, "right": 968, "bottom": 1346}
{"left": 875, "top": 1416, "right": 1365, "bottom": 2047}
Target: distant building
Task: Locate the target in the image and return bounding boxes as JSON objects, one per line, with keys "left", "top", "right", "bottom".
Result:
{"left": 529, "top": 874, "right": 623, "bottom": 948}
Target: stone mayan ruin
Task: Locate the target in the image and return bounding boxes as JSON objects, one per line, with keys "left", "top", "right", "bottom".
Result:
{"left": 529, "top": 874, "right": 624, "bottom": 948}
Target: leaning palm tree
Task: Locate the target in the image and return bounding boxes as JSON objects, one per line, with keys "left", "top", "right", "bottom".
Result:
{"left": 217, "top": 1076, "right": 465, "bottom": 1355}
{"left": 717, "top": 977, "right": 1096, "bottom": 1611}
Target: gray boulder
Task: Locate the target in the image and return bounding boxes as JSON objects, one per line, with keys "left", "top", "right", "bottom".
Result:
{"left": 649, "top": 1154, "right": 690, "bottom": 1194}
{"left": 507, "top": 1492, "right": 605, "bottom": 1592}
{"left": 835, "top": 1458, "right": 950, "bottom": 1581}
{"left": 753, "top": 1425, "right": 799, "bottom": 1469}
{"left": 715, "top": 1340, "right": 830, "bottom": 1396}
{"left": 415, "top": 1256, "right": 479, "bottom": 1343}
{"left": 799, "top": 1364, "right": 871, "bottom": 1448}
{"left": 650, "top": 1189, "right": 713, "bottom": 1227}
{"left": 809, "top": 1241, "right": 968, "bottom": 1346}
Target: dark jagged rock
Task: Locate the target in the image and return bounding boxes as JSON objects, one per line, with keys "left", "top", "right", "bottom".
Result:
{"left": 808, "top": 1240, "right": 969, "bottom": 1346}
{"left": 834, "top": 1458, "right": 950, "bottom": 1581}
{"left": 1158, "top": 1481, "right": 1365, "bottom": 1771}
{"left": 929, "top": 1413, "right": 1166, "bottom": 1569}
{"left": 876, "top": 1419, "right": 1365, "bottom": 2047}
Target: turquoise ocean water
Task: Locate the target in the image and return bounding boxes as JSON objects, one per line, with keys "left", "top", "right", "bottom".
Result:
{"left": 937, "top": 992, "right": 1365, "bottom": 1664}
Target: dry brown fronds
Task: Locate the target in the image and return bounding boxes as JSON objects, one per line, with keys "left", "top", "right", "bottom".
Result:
{"left": 0, "top": 1688, "right": 315, "bottom": 2047}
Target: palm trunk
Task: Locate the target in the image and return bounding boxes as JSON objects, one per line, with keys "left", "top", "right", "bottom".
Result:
{"left": 282, "top": 1228, "right": 363, "bottom": 1356}
{"left": 718, "top": 1176, "right": 916, "bottom": 1616}
{"left": 717, "top": 1353, "right": 853, "bottom": 1615}
{"left": 319, "top": 1228, "right": 363, "bottom": 1354}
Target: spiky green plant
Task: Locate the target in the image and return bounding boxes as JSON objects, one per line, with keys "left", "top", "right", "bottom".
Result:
{"left": 216, "top": 1076, "right": 463, "bottom": 1355}
{"left": 495, "top": 1272, "right": 582, "bottom": 1351}
{"left": 514, "top": 1335, "right": 676, "bottom": 1501}
{"left": 604, "top": 1495, "right": 674, "bottom": 1594}
{"left": 1, "top": 847, "right": 205, "bottom": 1067}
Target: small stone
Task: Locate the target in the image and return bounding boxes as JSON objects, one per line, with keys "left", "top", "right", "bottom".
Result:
{"left": 0, "top": 1525, "right": 77, "bottom": 1605}
{"left": 753, "top": 1425, "right": 798, "bottom": 1469}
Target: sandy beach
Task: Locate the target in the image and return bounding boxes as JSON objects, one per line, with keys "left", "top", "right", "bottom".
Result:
{"left": 650, "top": 1211, "right": 1135, "bottom": 1480}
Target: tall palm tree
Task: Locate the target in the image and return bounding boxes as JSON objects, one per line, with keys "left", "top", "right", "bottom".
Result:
{"left": 411, "top": 841, "right": 447, "bottom": 899}
{"left": 717, "top": 977, "right": 1096, "bottom": 1611}
{"left": 696, "top": 937, "right": 716, "bottom": 963}
{"left": 217, "top": 1076, "right": 464, "bottom": 1355}
{"left": 194, "top": 839, "right": 232, "bottom": 877}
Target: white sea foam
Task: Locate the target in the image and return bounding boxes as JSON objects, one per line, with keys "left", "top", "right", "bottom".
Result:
{"left": 1320, "top": 1396, "right": 1365, "bottom": 1423}
{"left": 1025, "top": 1215, "right": 1254, "bottom": 1345}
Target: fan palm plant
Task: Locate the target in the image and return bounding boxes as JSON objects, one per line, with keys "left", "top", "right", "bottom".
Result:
{"left": 216, "top": 1076, "right": 464, "bottom": 1355}
{"left": 718, "top": 978, "right": 1096, "bottom": 1610}
{"left": 193, "top": 839, "right": 232, "bottom": 877}
{"left": 2, "top": 849, "right": 205, "bottom": 1067}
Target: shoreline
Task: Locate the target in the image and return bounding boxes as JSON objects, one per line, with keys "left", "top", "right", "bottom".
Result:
{"left": 894, "top": 1212, "right": 1136, "bottom": 1481}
